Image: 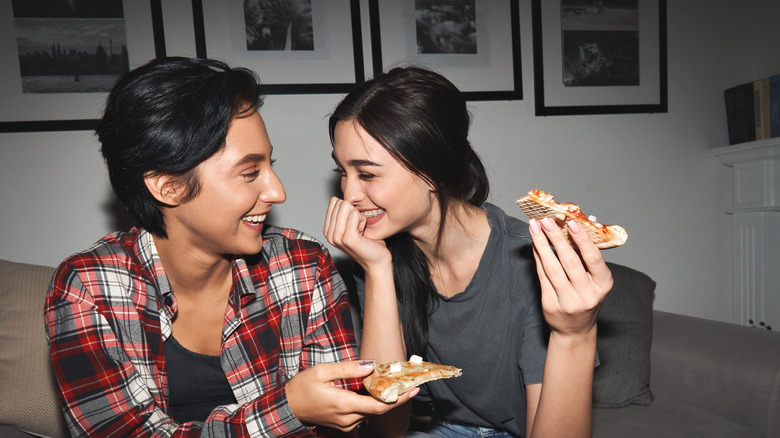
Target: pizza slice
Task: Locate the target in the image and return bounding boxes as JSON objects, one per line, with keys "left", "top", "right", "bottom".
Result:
{"left": 516, "top": 189, "right": 628, "bottom": 249}
{"left": 363, "top": 355, "right": 462, "bottom": 403}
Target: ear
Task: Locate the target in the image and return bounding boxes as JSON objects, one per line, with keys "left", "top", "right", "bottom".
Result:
{"left": 144, "top": 172, "right": 181, "bottom": 206}
{"left": 421, "top": 175, "right": 437, "bottom": 192}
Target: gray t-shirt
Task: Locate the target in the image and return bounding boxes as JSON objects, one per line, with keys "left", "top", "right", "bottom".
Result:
{"left": 357, "top": 203, "right": 547, "bottom": 436}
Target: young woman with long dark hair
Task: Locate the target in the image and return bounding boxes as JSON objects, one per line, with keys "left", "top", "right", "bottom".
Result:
{"left": 324, "top": 67, "right": 612, "bottom": 438}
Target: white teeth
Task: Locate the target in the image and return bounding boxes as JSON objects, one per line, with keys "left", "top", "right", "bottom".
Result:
{"left": 243, "top": 214, "right": 266, "bottom": 224}
{"left": 362, "top": 209, "right": 385, "bottom": 218}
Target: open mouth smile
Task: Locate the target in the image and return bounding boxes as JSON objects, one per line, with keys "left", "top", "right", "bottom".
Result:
{"left": 362, "top": 209, "right": 385, "bottom": 218}
{"left": 242, "top": 214, "right": 266, "bottom": 225}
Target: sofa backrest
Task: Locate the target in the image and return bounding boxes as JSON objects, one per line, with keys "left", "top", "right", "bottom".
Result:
{"left": 651, "top": 310, "right": 780, "bottom": 436}
{"left": 0, "top": 259, "right": 68, "bottom": 438}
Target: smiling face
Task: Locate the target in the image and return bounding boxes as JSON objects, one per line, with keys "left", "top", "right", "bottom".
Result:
{"left": 332, "top": 120, "right": 440, "bottom": 242}
{"left": 162, "top": 110, "right": 286, "bottom": 258}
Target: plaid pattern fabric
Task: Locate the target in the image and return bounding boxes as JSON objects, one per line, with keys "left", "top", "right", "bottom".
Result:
{"left": 44, "top": 226, "right": 360, "bottom": 437}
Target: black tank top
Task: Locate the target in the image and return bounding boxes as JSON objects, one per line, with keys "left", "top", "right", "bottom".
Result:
{"left": 164, "top": 335, "right": 237, "bottom": 423}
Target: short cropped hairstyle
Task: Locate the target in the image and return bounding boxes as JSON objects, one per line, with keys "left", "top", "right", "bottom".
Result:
{"left": 96, "top": 57, "right": 264, "bottom": 237}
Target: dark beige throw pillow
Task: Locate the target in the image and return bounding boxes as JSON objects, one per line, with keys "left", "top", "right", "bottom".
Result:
{"left": 0, "top": 259, "right": 68, "bottom": 437}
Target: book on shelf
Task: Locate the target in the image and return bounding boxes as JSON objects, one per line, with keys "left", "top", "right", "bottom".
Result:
{"left": 724, "top": 74, "right": 780, "bottom": 145}
{"left": 770, "top": 74, "right": 780, "bottom": 138}
{"left": 754, "top": 77, "right": 770, "bottom": 140}
{"left": 724, "top": 82, "right": 755, "bottom": 145}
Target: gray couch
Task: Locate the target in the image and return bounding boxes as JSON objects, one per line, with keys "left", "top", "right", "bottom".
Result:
{"left": 589, "top": 263, "right": 780, "bottom": 438}
{"left": 593, "top": 310, "right": 780, "bottom": 437}
{"left": 1, "top": 258, "right": 779, "bottom": 437}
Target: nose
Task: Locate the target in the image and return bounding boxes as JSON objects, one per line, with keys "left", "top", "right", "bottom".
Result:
{"left": 260, "top": 168, "right": 287, "bottom": 205}
{"left": 341, "top": 173, "right": 363, "bottom": 205}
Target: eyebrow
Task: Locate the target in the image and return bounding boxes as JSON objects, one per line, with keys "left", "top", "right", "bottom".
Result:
{"left": 330, "top": 152, "right": 379, "bottom": 167}
{"left": 234, "top": 153, "right": 267, "bottom": 167}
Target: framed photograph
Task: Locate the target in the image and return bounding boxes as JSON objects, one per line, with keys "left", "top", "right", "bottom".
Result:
{"left": 369, "top": 0, "right": 522, "bottom": 101}
{"left": 532, "top": 0, "right": 667, "bottom": 115}
{"left": 190, "top": 0, "right": 365, "bottom": 94}
{"left": 0, "top": 0, "right": 164, "bottom": 132}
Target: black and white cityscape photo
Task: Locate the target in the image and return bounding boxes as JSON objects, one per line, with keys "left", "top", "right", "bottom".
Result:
{"left": 244, "top": 0, "right": 314, "bottom": 51}
{"left": 561, "top": 0, "right": 639, "bottom": 87}
{"left": 415, "top": 0, "right": 477, "bottom": 55}
{"left": 12, "top": 0, "right": 129, "bottom": 93}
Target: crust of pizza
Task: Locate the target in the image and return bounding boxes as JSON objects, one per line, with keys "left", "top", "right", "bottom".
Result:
{"left": 516, "top": 189, "right": 628, "bottom": 249}
{"left": 363, "top": 360, "right": 462, "bottom": 403}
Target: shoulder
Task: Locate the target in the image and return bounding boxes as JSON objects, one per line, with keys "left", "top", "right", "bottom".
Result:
{"left": 50, "top": 229, "right": 146, "bottom": 302}
{"left": 248, "top": 226, "right": 345, "bottom": 301}
{"left": 57, "top": 230, "right": 140, "bottom": 274}
{"left": 484, "top": 202, "right": 531, "bottom": 240}
{"left": 257, "top": 225, "right": 335, "bottom": 273}
{"left": 261, "top": 225, "right": 329, "bottom": 255}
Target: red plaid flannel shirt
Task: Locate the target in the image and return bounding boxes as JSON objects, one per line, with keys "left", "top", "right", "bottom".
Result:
{"left": 44, "top": 226, "right": 360, "bottom": 437}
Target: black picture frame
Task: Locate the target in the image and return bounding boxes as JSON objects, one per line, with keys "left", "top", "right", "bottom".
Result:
{"left": 191, "top": 0, "right": 365, "bottom": 95}
{"left": 0, "top": 0, "right": 166, "bottom": 133}
{"left": 532, "top": 0, "right": 667, "bottom": 116}
{"left": 368, "top": 0, "right": 522, "bottom": 101}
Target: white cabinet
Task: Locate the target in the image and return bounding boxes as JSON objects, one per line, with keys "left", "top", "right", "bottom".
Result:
{"left": 713, "top": 138, "right": 780, "bottom": 330}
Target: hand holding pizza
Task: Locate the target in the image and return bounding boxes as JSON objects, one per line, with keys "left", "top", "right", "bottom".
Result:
{"left": 529, "top": 216, "right": 612, "bottom": 337}
{"left": 285, "top": 360, "right": 415, "bottom": 432}
{"left": 517, "top": 190, "right": 617, "bottom": 335}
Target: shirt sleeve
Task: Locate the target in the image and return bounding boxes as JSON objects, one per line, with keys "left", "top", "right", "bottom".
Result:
{"left": 298, "top": 247, "right": 361, "bottom": 392}
{"left": 45, "top": 261, "right": 313, "bottom": 438}
{"left": 519, "top": 294, "right": 548, "bottom": 385}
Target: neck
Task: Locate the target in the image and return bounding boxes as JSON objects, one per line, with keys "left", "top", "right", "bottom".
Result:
{"left": 414, "top": 202, "right": 489, "bottom": 264}
{"left": 153, "top": 234, "right": 233, "bottom": 298}
{"left": 415, "top": 203, "right": 490, "bottom": 298}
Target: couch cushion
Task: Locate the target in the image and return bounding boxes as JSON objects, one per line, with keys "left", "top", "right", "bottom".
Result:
{"left": 592, "top": 399, "right": 755, "bottom": 438}
{"left": 592, "top": 263, "right": 655, "bottom": 407}
{"left": 0, "top": 259, "right": 68, "bottom": 438}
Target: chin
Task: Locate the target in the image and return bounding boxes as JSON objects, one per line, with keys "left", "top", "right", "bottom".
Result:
{"left": 245, "top": 241, "right": 266, "bottom": 255}
{"left": 363, "top": 227, "right": 392, "bottom": 242}
{"left": 233, "top": 237, "right": 265, "bottom": 256}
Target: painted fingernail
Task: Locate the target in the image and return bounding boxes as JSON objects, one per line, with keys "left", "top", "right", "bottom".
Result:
{"left": 358, "top": 360, "right": 375, "bottom": 371}
{"left": 568, "top": 220, "right": 583, "bottom": 235}
{"left": 541, "top": 217, "right": 556, "bottom": 231}
{"left": 408, "top": 387, "right": 420, "bottom": 398}
{"left": 529, "top": 218, "right": 541, "bottom": 235}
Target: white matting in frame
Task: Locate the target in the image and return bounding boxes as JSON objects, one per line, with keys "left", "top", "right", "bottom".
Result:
{"left": 533, "top": 0, "right": 667, "bottom": 115}
{"left": 370, "top": 0, "right": 521, "bottom": 100}
{"left": 0, "top": 0, "right": 158, "bottom": 128}
{"left": 198, "top": 0, "right": 363, "bottom": 89}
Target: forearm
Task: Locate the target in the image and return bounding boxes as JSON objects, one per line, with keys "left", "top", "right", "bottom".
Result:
{"left": 359, "top": 264, "right": 406, "bottom": 363}
{"left": 530, "top": 329, "right": 596, "bottom": 438}
{"left": 358, "top": 264, "right": 411, "bottom": 438}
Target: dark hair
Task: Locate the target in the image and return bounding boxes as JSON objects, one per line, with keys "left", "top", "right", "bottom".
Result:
{"left": 96, "top": 57, "right": 264, "bottom": 237}
{"left": 329, "top": 67, "right": 489, "bottom": 356}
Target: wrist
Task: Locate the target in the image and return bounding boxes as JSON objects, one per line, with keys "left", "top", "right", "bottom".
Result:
{"left": 549, "top": 325, "right": 598, "bottom": 346}
{"left": 362, "top": 256, "right": 394, "bottom": 280}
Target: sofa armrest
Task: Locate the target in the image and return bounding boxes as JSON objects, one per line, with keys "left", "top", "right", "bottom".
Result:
{"left": 650, "top": 310, "right": 780, "bottom": 436}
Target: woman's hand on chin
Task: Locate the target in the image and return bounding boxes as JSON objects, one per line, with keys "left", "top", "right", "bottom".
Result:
{"left": 324, "top": 197, "right": 392, "bottom": 271}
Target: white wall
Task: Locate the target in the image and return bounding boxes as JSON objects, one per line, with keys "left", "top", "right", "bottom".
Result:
{"left": 2, "top": 0, "right": 779, "bottom": 323}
